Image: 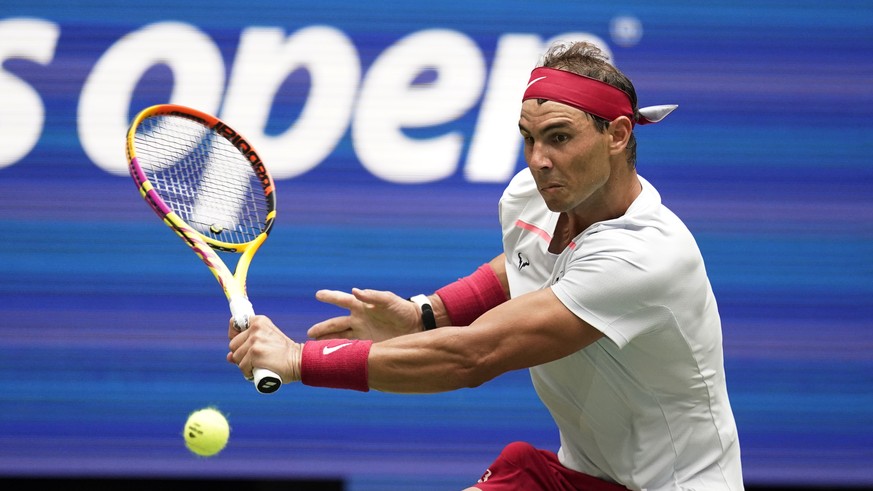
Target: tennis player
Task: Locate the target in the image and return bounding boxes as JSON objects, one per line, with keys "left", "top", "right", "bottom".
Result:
{"left": 228, "top": 40, "right": 744, "bottom": 490}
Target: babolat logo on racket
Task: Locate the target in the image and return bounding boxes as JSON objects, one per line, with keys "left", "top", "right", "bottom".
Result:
{"left": 212, "top": 121, "right": 261, "bottom": 165}
{"left": 212, "top": 121, "right": 273, "bottom": 194}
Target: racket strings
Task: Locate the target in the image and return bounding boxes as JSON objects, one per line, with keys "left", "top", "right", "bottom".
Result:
{"left": 134, "top": 115, "right": 269, "bottom": 245}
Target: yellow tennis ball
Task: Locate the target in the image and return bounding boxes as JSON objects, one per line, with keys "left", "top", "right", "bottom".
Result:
{"left": 183, "top": 407, "right": 230, "bottom": 457}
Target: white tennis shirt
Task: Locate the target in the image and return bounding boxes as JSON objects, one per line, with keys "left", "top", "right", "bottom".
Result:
{"left": 499, "top": 169, "right": 743, "bottom": 491}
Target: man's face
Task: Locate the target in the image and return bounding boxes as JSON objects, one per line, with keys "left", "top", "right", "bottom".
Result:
{"left": 518, "top": 99, "right": 613, "bottom": 213}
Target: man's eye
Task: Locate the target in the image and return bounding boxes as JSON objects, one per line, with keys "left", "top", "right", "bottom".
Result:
{"left": 553, "top": 134, "right": 569, "bottom": 143}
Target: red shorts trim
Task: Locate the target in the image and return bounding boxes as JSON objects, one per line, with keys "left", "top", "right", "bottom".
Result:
{"left": 473, "top": 442, "right": 628, "bottom": 491}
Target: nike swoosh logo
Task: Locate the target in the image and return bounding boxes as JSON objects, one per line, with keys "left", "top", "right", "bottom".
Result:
{"left": 323, "top": 342, "right": 353, "bottom": 355}
{"left": 526, "top": 76, "right": 546, "bottom": 90}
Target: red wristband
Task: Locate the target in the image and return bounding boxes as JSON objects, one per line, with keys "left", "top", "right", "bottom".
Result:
{"left": 301, "top": 339, "right": 372, "bottom": 392}
{"left": 435, "top": 263, "right": 508, "bottom": 326}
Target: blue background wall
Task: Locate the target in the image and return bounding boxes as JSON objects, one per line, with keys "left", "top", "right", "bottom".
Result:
{"left": 1, "top": 1, "right": 871, "bottom": 489}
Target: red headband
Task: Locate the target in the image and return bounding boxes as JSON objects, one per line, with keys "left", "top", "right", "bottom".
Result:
{"left": 522, "top": 66, "right": 675, "bottom": 126}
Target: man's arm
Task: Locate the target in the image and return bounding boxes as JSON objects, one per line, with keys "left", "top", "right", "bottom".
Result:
{"left": 307, "top": 254, "right": 508, "bottom": 341}
{"left": 367, "top": 286, "right": 603, "bottom": 393}
{"left": 230, "top": 285, "right": 603, "bottom": 392}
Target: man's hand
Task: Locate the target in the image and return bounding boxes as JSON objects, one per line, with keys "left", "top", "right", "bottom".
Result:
{"left": 227, "top": 315, "right": 302, "bottom": 383}
{"left": 307, "top": 288, "right": 422, "bottom": 342}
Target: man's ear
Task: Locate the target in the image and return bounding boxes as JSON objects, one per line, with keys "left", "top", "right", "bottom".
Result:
{"left": 608, "top": 116, "right": 633, "bottom": 155}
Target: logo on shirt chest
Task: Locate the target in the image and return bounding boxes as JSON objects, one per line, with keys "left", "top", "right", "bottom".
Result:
{"left": 516, "top": 252, "right": 531, "bottom": 271}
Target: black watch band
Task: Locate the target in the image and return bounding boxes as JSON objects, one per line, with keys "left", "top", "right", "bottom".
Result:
{"left": 409, "top": 294, "right": 437, "bottom": 331}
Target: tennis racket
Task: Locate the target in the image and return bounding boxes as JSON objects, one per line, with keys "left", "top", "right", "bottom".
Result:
{"left": 126, "top": 103, "right": 282, "bottom": 394}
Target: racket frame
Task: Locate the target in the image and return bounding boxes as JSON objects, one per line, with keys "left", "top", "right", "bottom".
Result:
{"left": 126, "top": 104, "right": 280, "bottom": 393}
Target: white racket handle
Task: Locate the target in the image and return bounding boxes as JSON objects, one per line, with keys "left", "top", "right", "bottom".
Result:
{"left": 230, "top": 296, "right": 283, "bottom": 394}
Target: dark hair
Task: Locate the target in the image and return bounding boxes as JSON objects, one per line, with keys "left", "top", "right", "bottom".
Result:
{"left": 540, "top": 41, "right": 638, "bottom": 167}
